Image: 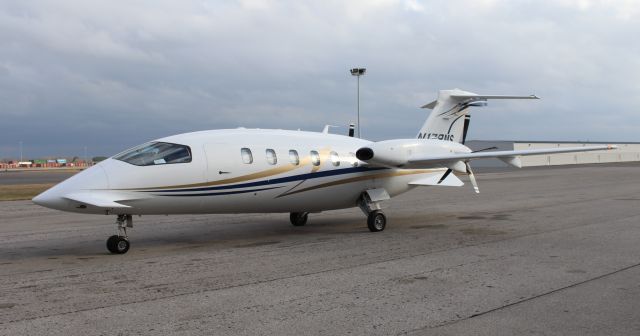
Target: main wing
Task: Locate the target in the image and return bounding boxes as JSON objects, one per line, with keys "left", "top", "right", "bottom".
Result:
{"left": 405, "top": 144, "right": 616, "bottom": 169}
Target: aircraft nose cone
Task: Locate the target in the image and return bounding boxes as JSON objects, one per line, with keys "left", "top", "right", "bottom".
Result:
{"left": 32, "top": 165, "right": 110, "bottom": 211}
{"left": 32, "top": 188, "right": 66, "bottom": 209}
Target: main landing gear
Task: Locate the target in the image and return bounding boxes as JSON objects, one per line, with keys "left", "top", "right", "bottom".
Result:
{"left": 107, "top": 214, "right": 132, "bottom": 254}
{"left": 289, "top": 212, "right": 309, "bottom": 226}
{"left": 359, "top": 192, "right": 387, "bottom": 232}
{"left": 289, "top": 192, "right": 388, "bottom": 232}
{"left": 366, "top": 210, "right": 387, "bottom": 232}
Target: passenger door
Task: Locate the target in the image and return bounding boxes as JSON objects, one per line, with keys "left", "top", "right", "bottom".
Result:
{"left": 203, "top": 143, "right": 241, "bottom": 182}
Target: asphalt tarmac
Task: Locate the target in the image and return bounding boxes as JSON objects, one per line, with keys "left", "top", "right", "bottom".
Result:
{"left": 1, "top": 164, "right": 640, "bottom": 335}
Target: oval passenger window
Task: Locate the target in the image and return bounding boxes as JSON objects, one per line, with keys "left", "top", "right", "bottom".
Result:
{"left": 241, "top": 148, "right": 253, "bottom": 164}
{"left": 289, "top": 150, "right": 300, "bottom": 165}
{"left": 310, "top": 150, "right": 320, "bottom": 166}
{"left": 330, "top": 151, "right": 340, "bottom": 167}
{"left": 266, "top": 149, "right": 277, "bottom": 165}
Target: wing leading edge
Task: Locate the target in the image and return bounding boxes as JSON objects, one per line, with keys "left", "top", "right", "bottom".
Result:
{"left": 406, "top": 145, "right": 617, "bottom": 168}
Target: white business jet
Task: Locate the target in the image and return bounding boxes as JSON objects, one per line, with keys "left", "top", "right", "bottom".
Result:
{"left": 33, "top": 89, "right": 615, "bottom": 254}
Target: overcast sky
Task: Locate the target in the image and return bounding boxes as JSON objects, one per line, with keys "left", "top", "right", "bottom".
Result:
{"left": 1, "top": 0, "right": 639, "bottom": 158}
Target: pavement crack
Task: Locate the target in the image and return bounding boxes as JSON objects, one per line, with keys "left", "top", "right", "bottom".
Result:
{"left": 401, "top": 261, "right": 640, "bottom": 335}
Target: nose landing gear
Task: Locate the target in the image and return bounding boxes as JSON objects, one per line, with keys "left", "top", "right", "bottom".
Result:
{"left": 106, "top": 214, "right": 132, "bottom": 254}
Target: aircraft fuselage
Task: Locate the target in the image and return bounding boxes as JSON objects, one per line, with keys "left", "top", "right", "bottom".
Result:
{"left": 34, "top": 129, "right": 452, "bottom": 215}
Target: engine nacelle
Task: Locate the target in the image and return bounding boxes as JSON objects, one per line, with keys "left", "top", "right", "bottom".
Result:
{"left": 356, "top": 141, "right": 410, "bottom": 166}
{"left": 356, "top": 139, "right": 470, "bottom": 168}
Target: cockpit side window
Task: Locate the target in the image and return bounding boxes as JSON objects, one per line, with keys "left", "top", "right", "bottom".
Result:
{"left": 114, "top": 142, "right": 192, "bottom": 166}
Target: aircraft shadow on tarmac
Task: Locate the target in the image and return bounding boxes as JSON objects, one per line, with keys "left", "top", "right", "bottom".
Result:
{"left": 0, "top": 211, "right": 481, "bottom": 259}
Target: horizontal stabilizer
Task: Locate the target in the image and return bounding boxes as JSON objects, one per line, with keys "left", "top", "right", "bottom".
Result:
{"left": 409, "top": 171, "right": 464, "bottom": 187}
{"left": 449, "top": 94, "right": 539, "bottom": 100}
{"left": 420, "top": 92, "right": 539, "bottom": 109}
{"left": 64, "top": 192, "right": 131, "bottom": 208}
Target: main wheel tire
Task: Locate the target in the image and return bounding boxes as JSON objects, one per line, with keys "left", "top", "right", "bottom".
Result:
{"left": 106, "top": 235, "right": 130, "bottom": 254}
{"left": 367, "top": 210, "right": 386, "bottom": 232}
{"left": 290, "top": 212, "right": 308, "bottom": 226}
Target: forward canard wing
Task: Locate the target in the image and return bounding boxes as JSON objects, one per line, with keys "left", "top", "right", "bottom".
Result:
{"left": 62, "top": 191, "right": 151, "bottom": 209}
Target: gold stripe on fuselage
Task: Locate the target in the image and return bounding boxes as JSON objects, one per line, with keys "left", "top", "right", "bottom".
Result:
{"left": 277, "top": 168, "right": 443, "bottom": 197}
{"left": 126, "top": 150, "right": 321, "bottom": 191}
{"left": 128, "top": 162, "right": 303, "bottom": 191}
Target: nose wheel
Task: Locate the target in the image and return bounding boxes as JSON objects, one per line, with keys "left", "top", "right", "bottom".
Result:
{"left": 107, "top": 214, "right": 132, "bottom": 254}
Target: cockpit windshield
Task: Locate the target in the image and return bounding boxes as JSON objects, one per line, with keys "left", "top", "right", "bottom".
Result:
{"left": 114, "top": 142, "right": 192, "bottom": 166}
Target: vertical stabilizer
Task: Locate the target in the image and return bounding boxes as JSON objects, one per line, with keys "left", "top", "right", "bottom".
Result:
{"left": 417, "top": 89, "right": 538, "bottom": 143}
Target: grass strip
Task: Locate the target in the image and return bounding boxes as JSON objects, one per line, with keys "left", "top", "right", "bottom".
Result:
{"left": 0, "top": 184, "right": 54, "bottom": 201}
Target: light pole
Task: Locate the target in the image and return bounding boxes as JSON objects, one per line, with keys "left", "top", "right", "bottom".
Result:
{"left": 350, "top": 68, "right": 366, "bottom": 138}
{"left": 19, "top": 141, "right": 23, "bottom": 162}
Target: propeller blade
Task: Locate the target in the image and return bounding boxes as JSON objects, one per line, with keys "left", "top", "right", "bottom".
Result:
{"left": 472, "top": 146, "right": 498, "bottom": 153}
{"left": 437, "top": 168, "right": 453, "bottom": 184}
{"left": 462, "top": 115, "right": 471, "bottom": 144}
{"left": 465, "top": 162, "right": 479, "bottom": 193}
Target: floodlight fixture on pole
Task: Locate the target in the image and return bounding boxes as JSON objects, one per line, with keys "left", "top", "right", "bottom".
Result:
{"left": 350, "top": 67, "right": 366, "bottom": 138}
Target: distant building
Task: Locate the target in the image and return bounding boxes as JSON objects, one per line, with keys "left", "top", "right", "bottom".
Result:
{"left": 1, "top": 158, "right": 93, "bottom": 170}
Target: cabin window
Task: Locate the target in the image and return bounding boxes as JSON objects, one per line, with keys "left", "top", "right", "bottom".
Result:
{"left": 310, "top": 150, "right": 320, "bottom": 166}
{"left": 289, "top": 150, "right": 300, "bottom": 165}
{"left": 114, "top": 142, "right": 192, "bottom": 166}
{"left": 241, "top": 148, "right": 253, "bottom": 164}
{"left": 330, "top": 151, "right": 340, "bottom": 167}
{"left": 266, "top": 149, "right": 277, "bottom": 165}
{"left": 349, "top": 152, "right": 358, "bottom": 167}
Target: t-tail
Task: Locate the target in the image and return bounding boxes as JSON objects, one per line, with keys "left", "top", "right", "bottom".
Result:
{"left": 356, "top": 88, "right": 615, "bottom": 195}
{"left": 417, "top": 89, "right": 539, "bottom": 143}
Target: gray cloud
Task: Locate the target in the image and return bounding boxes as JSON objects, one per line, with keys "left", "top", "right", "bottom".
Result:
{"left": 1, "top": 0, "right": 639, "bottom": 158}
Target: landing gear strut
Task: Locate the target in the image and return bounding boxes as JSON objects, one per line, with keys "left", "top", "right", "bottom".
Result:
{"left": 290, "top": 212, "right": 309, "bottom": 226}
{"left": 106, "top": 214, "right": 132, "bottom": 254}
{"left": 358, "top": 192, "right": 387, "bottom": 232}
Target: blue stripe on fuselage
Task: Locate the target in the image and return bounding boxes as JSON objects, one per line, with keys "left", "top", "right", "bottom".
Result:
{"left": 155, "top": 186, "right": 284, "bottom": 197}
{"left": 147, "top": 166, "right": 387, "bottom": 193}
